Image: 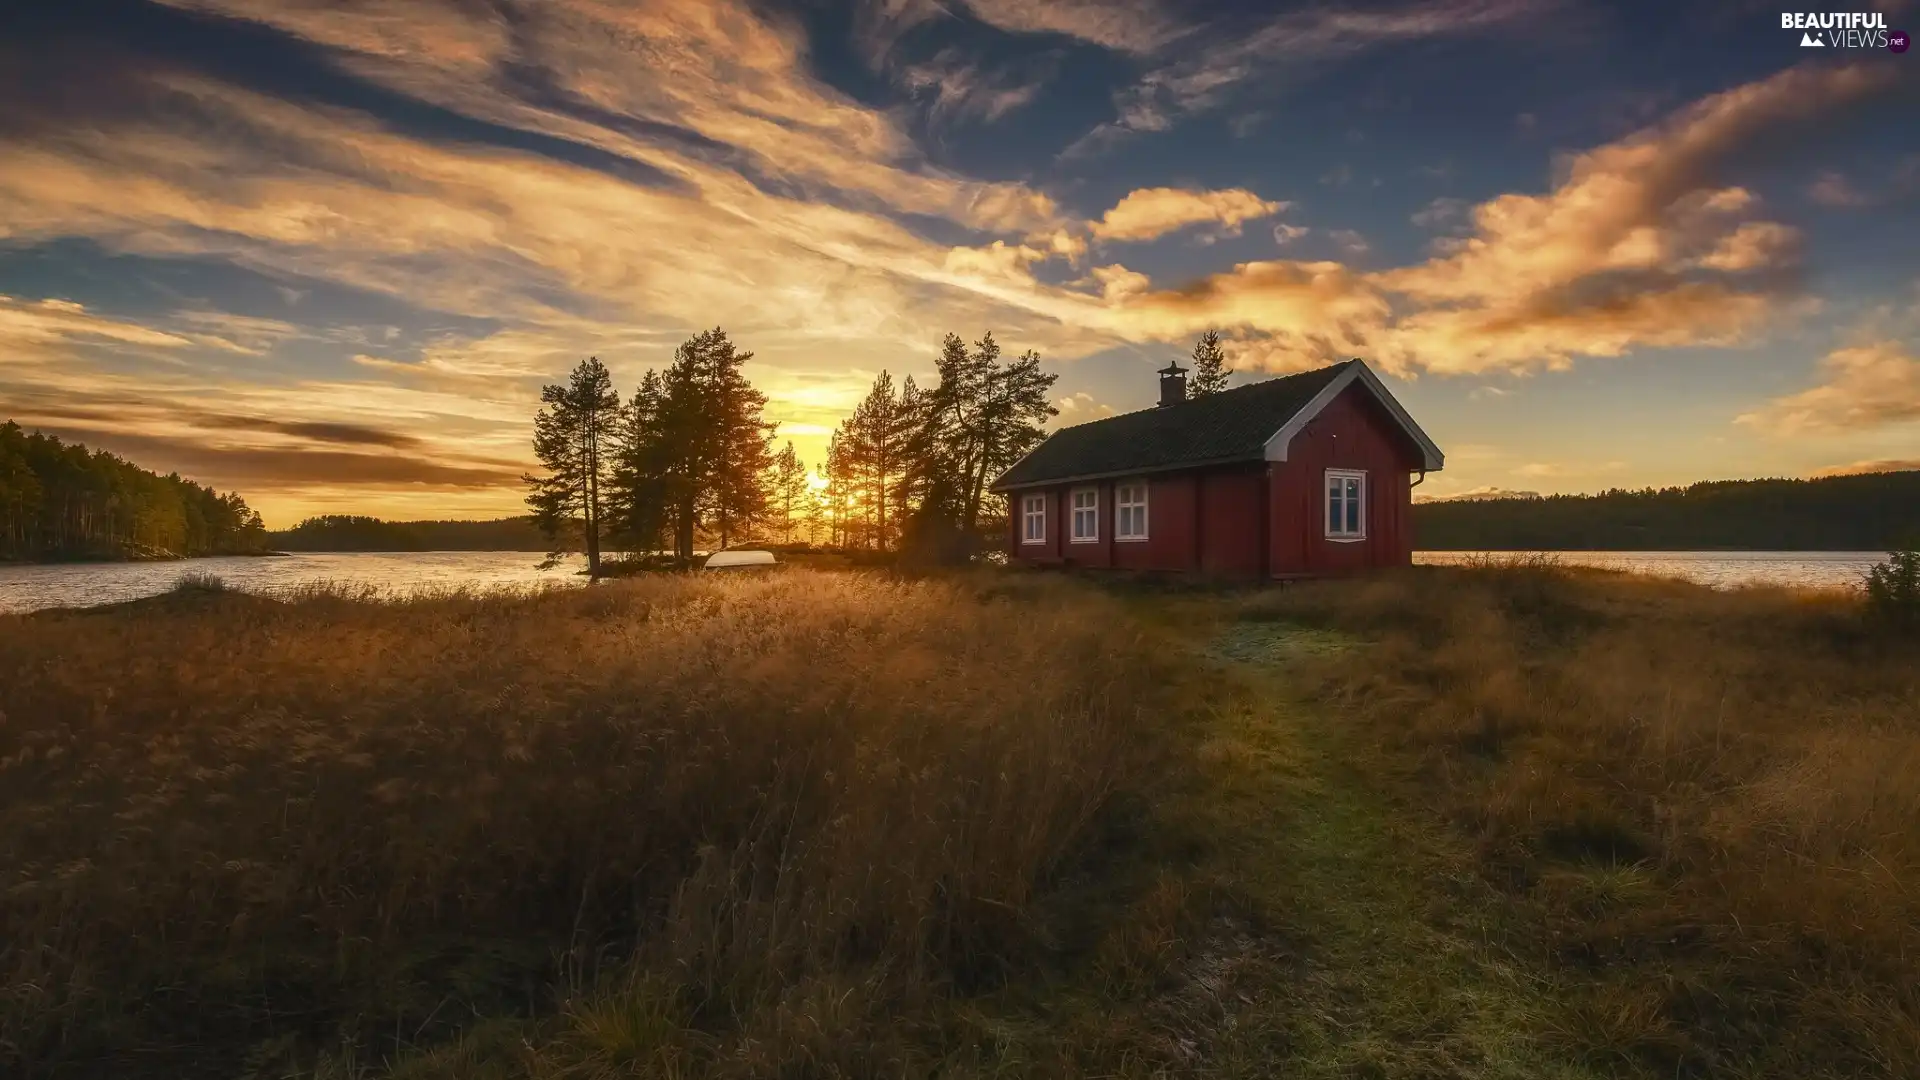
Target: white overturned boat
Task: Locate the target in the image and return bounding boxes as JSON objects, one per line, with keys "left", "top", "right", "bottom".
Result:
{"left": 703, "top": 546, "right": 777, "bottom": 570}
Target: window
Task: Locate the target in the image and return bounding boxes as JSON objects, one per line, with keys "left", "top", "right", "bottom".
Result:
{"left": 1021, "top": 493, "right": 1046, "bottom": 544}
{"left": 1116, "top": 481, "right": 1149, "bottom": 541}
{"left": 1325, "top": 469, "right": 1366, "bottom": 540}
{"left": 1070, "top": 487, "right": 1099, "bottom": 542}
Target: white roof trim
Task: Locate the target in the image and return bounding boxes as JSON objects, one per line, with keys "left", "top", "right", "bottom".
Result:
{"left": 1261, "top": 360, "right": 1445, "bottom": 471}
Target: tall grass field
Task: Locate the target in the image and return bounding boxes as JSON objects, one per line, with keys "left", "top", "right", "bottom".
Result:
{"left": 0, "top": 572, "right": 1163, "bottom": 1078}
{"left": 1241, "top": 562, "right": 1920, "bottom": 1076}
{"left": 5, "top": 562, "right": 1916, "bottom": 1078}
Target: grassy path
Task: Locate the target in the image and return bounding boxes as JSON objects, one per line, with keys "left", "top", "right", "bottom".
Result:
{"left": 1123, "top": 620, "right": 1605, "bottom": 1079}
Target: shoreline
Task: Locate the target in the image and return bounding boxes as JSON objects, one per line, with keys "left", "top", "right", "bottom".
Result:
{"left": 1, "top": 549, "right": 294, "bottom": 566}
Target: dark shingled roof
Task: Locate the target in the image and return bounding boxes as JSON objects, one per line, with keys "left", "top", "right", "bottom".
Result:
{"left": 992, "top": 360, "right": 1356, "bottom": 491}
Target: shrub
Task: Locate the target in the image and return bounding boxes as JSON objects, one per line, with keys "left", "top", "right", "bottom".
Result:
{"left": 1865, "top": 545, "right": 1920, "bottom": 627}
{"left": 169, "top": 570, "right": 231, "bottom": 593}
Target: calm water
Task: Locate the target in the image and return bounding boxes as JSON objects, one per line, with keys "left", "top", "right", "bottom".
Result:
{"left": 1414, "top": 550, "right": 1888, "bottom": 591}
{"left": 0, "top": 549, "right": 1892, "bottom": 614}
{"left": 0, "top": 552, "right": 584, "bottom": 614}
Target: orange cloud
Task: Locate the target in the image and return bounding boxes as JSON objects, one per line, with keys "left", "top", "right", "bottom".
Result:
{"left": 957, "top": 0, "right": 1189, "bottom": 54}
{"left": 1090, "top": 186, "right": 1288, "bottom": 241}
{"left": 1811, "top": 459, "right": 1920, "bottom": 478}
{"left": 1738, "top": 342, "right": 1920, "bottom": 435}
{"left": 0, "top": 295, "right": 195, "bottom": 356}
{"left": 1, "top": 7, "right": 1908, "bottom": 525}
{"left": 1099, "top": 64, "right": 1897, "bottom": 376}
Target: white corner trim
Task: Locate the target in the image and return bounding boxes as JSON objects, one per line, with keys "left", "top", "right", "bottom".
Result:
{"left": 1262, "top": 360, "right": 1446, "bottom": 471}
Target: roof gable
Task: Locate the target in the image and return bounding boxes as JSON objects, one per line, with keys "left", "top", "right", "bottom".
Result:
{"left": 991, "top": 358, "right": 1443, "bottom": 491}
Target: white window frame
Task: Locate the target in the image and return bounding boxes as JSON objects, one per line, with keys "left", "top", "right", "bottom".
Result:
{"left": 1325, "top": 469, "right": 1367, "bottom": 542}
{"left": 1021, "top": 493, "right": 1047, "bottom": 544}
{"left": 1069, "top": 487, "right": 1099, "bottom": 543}
{"left": 1115, "top": 481, "right": 1149, "bottom": 541}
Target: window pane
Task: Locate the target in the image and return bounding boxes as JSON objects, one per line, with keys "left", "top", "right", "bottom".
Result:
{"left": 1345, "top": 498, "right": 1359, "bottom": 535}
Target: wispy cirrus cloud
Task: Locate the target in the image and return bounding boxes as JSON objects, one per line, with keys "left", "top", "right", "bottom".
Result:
{"left": 1, "top": 0, "right": 1909, "bottom": 522}
{"left": 892, "top": 48, "right": 1054, "bottom": 124}
{"left": 0, "top": 294, "right": 196, "bottom": 356}
{"left": 1738, "top": 342, "right": 1920, "bottom": 436}
{"left": 1811, "top": 458, "right": 1920, "bottom": 478}
{"left": 956, "top": 0, "right": 1190, "bottom": 54}
{"left": 1066, "top": 0, "right": 1554, "bottom": 156}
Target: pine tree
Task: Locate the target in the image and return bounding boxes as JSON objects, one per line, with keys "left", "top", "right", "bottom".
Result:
{"left": 609, "top": 369, "right": 671, "bottom": 556}
{"left": 0, "top": 421, "right": 266, "bottom": 561}
{"left": 695, "top": 329, "right": 777, "bottom": 549}
{"left": 822, "top": 431, "right": 850, "bottom": 549}
{"left": 839, "top": 371, "right": 912, "bottom": 550}
{"left": 1189, "top": 329, "right": 1231, "bottom": 397}
{"left": 633, "top": 328, "right": 779, "bottom": 560}
{"left": 896, "top": 331, "right": 1058, "bottom": 561}
{"left": 525, "top": 356, "right": 622, "bottom": 575}
{"left": 769, "top": 441, "right": 809, "bottom": 545}
{"left": 970, "top": 345, "right": 1057, "bottom": 536}
{"left": 801, "top": 471, "right": 829, "bottom": 546}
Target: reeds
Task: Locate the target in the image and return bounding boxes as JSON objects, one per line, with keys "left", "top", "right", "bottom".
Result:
{"left": 0, "top": 570, "right": 1160, "bottom": 1077}
{"left": 1244, "top": 563, "right": 1920, "bottom": 1076}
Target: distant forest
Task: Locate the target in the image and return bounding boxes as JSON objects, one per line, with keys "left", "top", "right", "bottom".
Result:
{"left": 270, "top": 515, "right": 548, "bottom": 552}
{"left": 0, "top": 421, "right": 268, "bottom": 562}
{"left": 1414, "top": 471, "right": 1920, "bottom": 551}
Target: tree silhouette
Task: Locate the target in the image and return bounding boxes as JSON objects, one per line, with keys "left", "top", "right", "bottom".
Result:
{"left": 769, "top": 441, "right": 809, "bottom": 545}
{"left": 525, "top": 357, "right": 621, "bottom": 575}
{"left": 602, "top": 328, "right": 776, "bottom": 562}
{"left": 1188, "top": 329, "right": 1231, "bottom": 397}
{"left": 841, "top": 371, "right": 913, "bottom": 550}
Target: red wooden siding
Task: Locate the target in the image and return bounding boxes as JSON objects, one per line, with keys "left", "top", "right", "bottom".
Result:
{"left": 1004, "top": 382, "right": 1426, "bottom": 579}
{"left": 1268, "top": 383, "right": 1421, "bottom": 576}
{"left": 1199, "top": 466, "right": 1265, "bottom": 577}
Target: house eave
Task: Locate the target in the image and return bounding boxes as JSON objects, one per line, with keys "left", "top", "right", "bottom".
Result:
{"left": 1261, "top": 359, "right": 1445, "bottom": 472}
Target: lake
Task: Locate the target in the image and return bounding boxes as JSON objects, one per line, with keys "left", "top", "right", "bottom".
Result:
{"left": 0, "top": 549, "right": 1892, "bottom": 614}
{"left": 1413, "top": 550, "right": 1887, "bottom": 591}
{"left": 0, "top": 552, "right": 578, "bottom": 615}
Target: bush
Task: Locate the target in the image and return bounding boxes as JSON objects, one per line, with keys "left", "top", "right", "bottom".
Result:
{"left": 1865, "top": 545, "right": 1920, "bottom": 627}
{"left": 169, "top": 570, "right": 231, "bottom": 593}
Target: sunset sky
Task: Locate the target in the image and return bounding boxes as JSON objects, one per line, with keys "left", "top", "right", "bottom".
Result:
{"left": 2, "top": 0, "right": 1916, "bottom": 526}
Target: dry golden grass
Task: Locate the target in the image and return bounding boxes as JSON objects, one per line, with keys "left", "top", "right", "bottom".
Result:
{"left": 0, "top": 570, "right": 1163, "bottom": 1078}
{"left": 1240, "top": 563, "right": 1920, "bottom": 1077}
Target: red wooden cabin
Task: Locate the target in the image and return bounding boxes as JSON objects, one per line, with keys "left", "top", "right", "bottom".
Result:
{"left": 991, "top": 358, "right": 1444, "bottom": 580}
